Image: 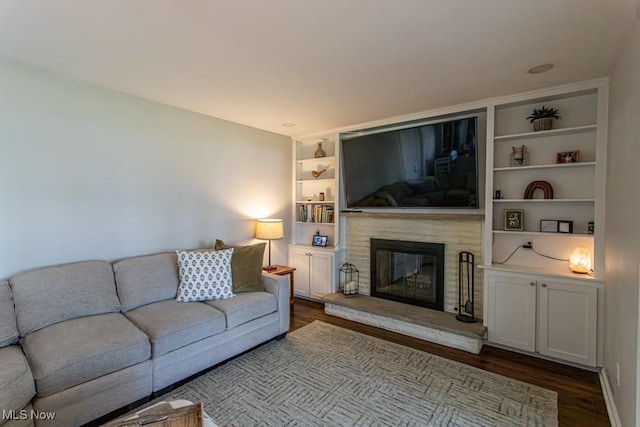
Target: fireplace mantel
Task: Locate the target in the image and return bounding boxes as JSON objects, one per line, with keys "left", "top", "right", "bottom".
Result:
{"left": 341, "top": 211, "right": 484, "bottom": 221}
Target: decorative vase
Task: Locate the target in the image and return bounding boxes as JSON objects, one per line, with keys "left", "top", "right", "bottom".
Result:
{"left": 510, "top": 145, "right": 528, "bottom": 166}
{"left": 533, "top": 118, "right": 553, "bottom": 131}
{"left": 314, "top": 141, "right": 326, "bottom": 158}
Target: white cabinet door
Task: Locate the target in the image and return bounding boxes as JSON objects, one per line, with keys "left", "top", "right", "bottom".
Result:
{"left": 538, "top": 279, "right": 597, "bottom": 366}
{"left": 289, "top": 248, "right": 310, "bottom": 297}
{"left": 486, "top": 273, "right": 537, "bottom": 352}
{"left": 289, "top": 247, "right": 335, "bottom": 300}
{"left": 309, "top": 250, "right": 334, "bottom": 299}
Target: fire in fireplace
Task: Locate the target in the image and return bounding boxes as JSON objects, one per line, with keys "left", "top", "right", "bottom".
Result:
{"left": 370, "top": 239, "right": 445, "bottom": 311}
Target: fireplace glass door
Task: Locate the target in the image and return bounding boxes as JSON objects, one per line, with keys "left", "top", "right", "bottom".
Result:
{"left": 370, "top": 239, "right": 444, "bottom": 311}
{"left": 375, "top": 251, "right": 437, "bottom": 305}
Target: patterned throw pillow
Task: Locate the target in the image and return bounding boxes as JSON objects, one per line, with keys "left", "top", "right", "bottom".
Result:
{"left": 175, "top": 249, "right": 235, "bottom": 302}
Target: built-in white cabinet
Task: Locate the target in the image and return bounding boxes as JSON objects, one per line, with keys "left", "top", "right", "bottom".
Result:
{"left": 481, "top": 80, "right": 607, "bottom": 367}
{"left": 486, "top": 273, "right": 537, "bottom": 352}
{"left": 290, "top": 134, "right": 343, "bottom": 295}
{"left": 288, "top": 246, "right": 336, "bottom": 300}
{"left": 293, "top": 135, "right": 340, "bottom": 248}
{"left": 486, "top": 269, "right": 600, "bottom": 367}
{"left": 483, "top": 80, "right": 607, "bottom": 276}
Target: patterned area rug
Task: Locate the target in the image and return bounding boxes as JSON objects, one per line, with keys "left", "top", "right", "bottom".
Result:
{"left": 153, "top": 321, "right": 558, "bottom": 426}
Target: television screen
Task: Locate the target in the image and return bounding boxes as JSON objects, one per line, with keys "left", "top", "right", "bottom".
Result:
{"left": 341, "top": 116, "right": 479, "bottom": 209}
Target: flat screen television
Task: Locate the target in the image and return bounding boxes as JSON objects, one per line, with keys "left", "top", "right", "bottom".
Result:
{"left": 341, "top": 116, "right": 479, "bottom": 209}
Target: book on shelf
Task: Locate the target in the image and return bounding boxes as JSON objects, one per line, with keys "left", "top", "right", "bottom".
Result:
{"left": 297, "top": 204, "right": 334, "bottom": 223}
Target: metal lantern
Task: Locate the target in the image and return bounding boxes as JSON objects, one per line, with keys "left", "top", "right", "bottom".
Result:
{"left": 339, "top": 263, "right": 359, "bottom": 296}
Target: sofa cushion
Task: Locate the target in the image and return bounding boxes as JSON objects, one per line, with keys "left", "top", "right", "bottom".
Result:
{"left": 176, "top": 249, "right": 235, "bottom": 302}
{"left": 0, "top": 345, "right": 36, "bottom": 414}
{"left": 10, "top": 261, "right": 121, "bottom": 336}
{"left": 383, "top": 182, "right": 412, "bottom": 201}
{"left": 114, "top": 253, "right": 180, "bottom": 312}
{"left": 205, "top": 292, "right": 277, "bottom": 329}
{"left": 408, "top": 177, "right": 440, "bottom": 194}
{"left": 125, "top": 300, "right": 226, "bottom": 358}
{"left": 20, "top": 312, "right": 150, "bottom": 397}
{"left": 215, "top": 240, "right": 266, "bottom": 293}
{"left": 0, "top": 281, "right": 18, "bottom": 347}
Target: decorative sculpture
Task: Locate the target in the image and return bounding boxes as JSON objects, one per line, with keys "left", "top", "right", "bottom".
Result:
{"left": 311, "top": 168, "right": 327, "bottom": 180}
{"left": 524, "top": 180, "right": 554, "bottom": 199}
{"left": 314, "top": 141, "right": 326, "bottom": 158}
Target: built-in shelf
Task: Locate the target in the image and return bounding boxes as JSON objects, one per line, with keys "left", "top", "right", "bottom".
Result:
{"left": 492, "top": 230, "right": 593, "bottom": 238}
{"left": 494, "top": 124, "right": 597, "bottom": 142}
{"left": 479, "top": 263, "right": 604, "bottom": 283}
{"left": 493, "top": 198, "right": 595, "bottom": 203}
{"left": 296, "top": 156, "right": 336, "bottom": 165}
{"left": 295, "top": 221, "right": 335, "bottom": 226}
{"left": 494, "top": 162, "right": 596, "bottom": 172}
{"left": 296, "top": 178, "right": 334, "bottom": 184}
{"left": 296, "top": 201, "right": 335, "bottom": 204}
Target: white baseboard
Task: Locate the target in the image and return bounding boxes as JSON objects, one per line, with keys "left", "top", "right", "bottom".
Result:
{"left": 599, "top": 368, "right": 621, "bottom": 427}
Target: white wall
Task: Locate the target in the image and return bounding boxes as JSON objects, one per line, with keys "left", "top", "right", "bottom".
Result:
{"left": 0, "top": 60, "right": 292, "bottom": 279}
{"left": 605, "top": 20, "right": 640, "bottom": 427}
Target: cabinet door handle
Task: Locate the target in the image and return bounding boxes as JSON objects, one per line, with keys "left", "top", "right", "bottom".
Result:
{"left": 530, "top": 282, "right": 535, "bottom": 287}
{"left": 541, "top": 283, "right": 547, "bottom": 288}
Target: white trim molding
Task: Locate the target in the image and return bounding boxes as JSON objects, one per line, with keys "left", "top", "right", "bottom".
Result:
{"left": 600, "top": 368, "right": 622, "bottom": 427}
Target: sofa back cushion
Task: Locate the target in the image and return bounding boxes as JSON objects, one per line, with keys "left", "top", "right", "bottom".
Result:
{"left": 0, "top": 281, "right": 19, "bottom": 347}
{"left": 114, "top": 253, "right": 180, "bottom": 312}
{"left": 10, "top": 261, "right": 121, "bottom": 336}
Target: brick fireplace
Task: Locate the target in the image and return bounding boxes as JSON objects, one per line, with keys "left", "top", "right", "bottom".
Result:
{"left": 343, "top": 213, "right": 484, "bottom": 317}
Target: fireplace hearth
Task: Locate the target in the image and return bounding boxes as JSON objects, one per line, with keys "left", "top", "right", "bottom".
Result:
{"left": 370, "top": 239, "right": 445, "bottom": 311}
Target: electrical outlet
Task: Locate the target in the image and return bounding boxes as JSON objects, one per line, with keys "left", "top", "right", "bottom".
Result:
{"left": 616, "top": 363, "right": 620, "bottom": 387}
{"left": 522, "top": 240, "right": 533, "bottom": 249}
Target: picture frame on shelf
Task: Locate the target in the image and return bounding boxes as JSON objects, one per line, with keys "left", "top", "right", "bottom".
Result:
{"left": 312, "top": 233, "right": 329, "bottom": 247}
{"left": 504, "top": 209, "right": 524, "bottom": 231}
{"left": 540, "top": 220, "right": 559, "bottom": 233}
{"left": 556, "top": 150, "right": 580, "bottom": 164}
{"left": 558, "top": 220, "right": 574, "bottom": 233}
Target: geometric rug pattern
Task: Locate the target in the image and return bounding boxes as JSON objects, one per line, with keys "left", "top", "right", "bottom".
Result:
{"left": 152, "top": 321, "right": 558, "bottom": 426}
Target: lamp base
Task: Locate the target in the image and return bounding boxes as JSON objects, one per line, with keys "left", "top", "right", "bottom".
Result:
{"left": 263, "top": 265, "right": 277, "bottom": 271}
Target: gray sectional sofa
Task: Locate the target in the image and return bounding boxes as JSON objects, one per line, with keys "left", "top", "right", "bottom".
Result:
{"left": 1, "top": 251, "right": 290, "bottom": 427}
{"left": 0, "top": 280, "right": 36, "bottom": 427}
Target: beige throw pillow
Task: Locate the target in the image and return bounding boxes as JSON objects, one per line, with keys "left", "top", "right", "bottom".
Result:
{"left": 215, "top": 240, "right": 266, "bottom": 293}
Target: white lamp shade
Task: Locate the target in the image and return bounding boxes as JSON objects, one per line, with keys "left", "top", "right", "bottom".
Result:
{"left": 255, "top": 219, "right": 284, "bottom": 240}
{"left": 569, "top": 246, "right": 592, "bottom": 274}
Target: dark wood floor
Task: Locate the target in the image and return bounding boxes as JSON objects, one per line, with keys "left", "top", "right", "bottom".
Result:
{"left": 291, "top": 298, "right": 610, "bottom": 427}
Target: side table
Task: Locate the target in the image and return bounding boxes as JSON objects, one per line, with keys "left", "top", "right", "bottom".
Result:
{"left": 264, "top": 265, "right": 296, "bottom": 311}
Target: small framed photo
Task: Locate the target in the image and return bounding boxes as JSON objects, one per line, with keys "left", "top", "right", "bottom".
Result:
{"left": 558, "top": 220, "right": 574, "bottom": 233}
{"left": 540, "top": 220, "right": 558, "bottom": 233}
{"left": 312, "top": 234, "right": 329, "bottom": 247}
{"left": 557, "top": 150, "right": 580, "bottom": 164}
{"left": 504, "top": 209, "right": 524, "bottom": 231}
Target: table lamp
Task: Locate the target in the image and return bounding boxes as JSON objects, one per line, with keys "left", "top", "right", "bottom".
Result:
{"left": 256, "top": 219, "right": 284, "bottom": 270}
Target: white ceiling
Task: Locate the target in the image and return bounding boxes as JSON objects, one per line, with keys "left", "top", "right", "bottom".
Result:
{"left": 0, "top": 1, "right": 638, "bottom": 137}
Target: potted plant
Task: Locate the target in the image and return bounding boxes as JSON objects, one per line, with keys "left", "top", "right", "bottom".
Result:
{"left": 526, "top": 106, "right": 561, "bottom": 131}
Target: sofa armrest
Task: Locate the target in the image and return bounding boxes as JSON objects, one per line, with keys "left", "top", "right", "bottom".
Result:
{"left": 262, "top": 272, "right": 290, "bottom": 334}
